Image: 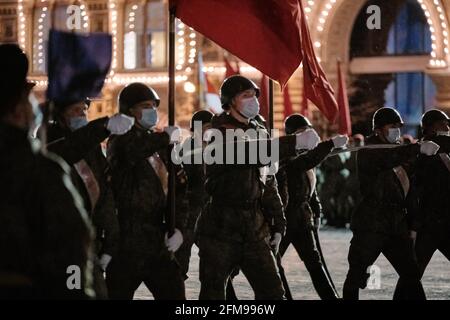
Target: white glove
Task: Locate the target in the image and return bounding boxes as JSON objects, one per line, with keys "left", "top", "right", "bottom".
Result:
{"left": 420, "top": 141, "right": 440, "bottom": 156}
{"left": 270, "top": 232, "right": 283, "bottom": 255}
{"left": 107, "top": 114, "right": 134, "bottom": 135}
{"left": 165, "top": 228, "right": 183, "bottom": 252}
{"left": 99, "top": 254, "right": 112, "bottom": 271}
{"left": 295, "top": 128, "right": 320, "bottom": 150}
{"left": 331, "top": 135, "right": 349, "bottom": 148}
{"left": 164, "top": 126, "right": 181, "bottom": 144}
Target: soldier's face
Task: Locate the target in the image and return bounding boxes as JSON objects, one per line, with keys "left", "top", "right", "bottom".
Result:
{"left": 293, "top": 127, "right": 309, "bottom": 135}
{"left": 63, "top": 102, "right": 88, "bottom": 124}
{"left": 430, "top": 120, "right": 450, "bottom": 135}
{"left": 378, "top": 123, "right": 401, "bottom": 142}
{"left": 129, "top": 100, "right": 158, "bottom": 121}
{"left": 232, "top": 89, "right": 257, "bottom": 112}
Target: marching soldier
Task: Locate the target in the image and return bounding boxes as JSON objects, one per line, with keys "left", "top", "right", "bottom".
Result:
{"left": 0, "top": 44, "right": 95, "bottom": 299}
{"left": 196, "top": 75, "right": 321, "bottom": 299}
{"left": 276, "top": 114, "right": 348, "bottom": 300}
{"left": 41, "top": 98, "right": 134, "bottom": 298}
{"left": 412, "top": 109, "right": 450, "bottom": 277}
{"left": 176, "top": 110, "right": 213, "bottom": 276}
{"left": 106, "top": 83, "right": 187, "bottom": 300}
{"left": 342, "top": 107, "right": 439, "bottom": 300}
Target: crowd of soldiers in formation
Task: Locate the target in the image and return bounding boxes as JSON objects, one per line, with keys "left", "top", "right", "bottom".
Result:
{"left": 1, "top": 43, "right": 449, "bottom": 300}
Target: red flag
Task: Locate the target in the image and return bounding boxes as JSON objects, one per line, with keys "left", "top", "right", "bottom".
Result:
{"left": 224, "top": 56, "right": 239, "bottom": 78}
{"left": 283, "top": 84, "right": 294, "bottom": 118}
{"left": 337, "top": 60, "right": 352, "bottom": 135}
{"left": 300, "top": 80, "right": 309, "bottom": 117}
{"left": 259, "top": 74, "right": 269, "bottom": 120}
{"left": 299, "top": 1, "right": 338, "bottom": 122}
{"left": 170, "top": 0, "right": 303, "bottom": 87}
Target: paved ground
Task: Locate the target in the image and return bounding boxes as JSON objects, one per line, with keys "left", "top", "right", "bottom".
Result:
{"left": 134, "top": 228, "right": 450, "bottom": 300}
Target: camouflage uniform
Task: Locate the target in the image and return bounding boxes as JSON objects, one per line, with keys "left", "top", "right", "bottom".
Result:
{"left": 175, "top": 136, "right": 207, "bottom": 276}
{"left": 45, "top": 118, "right": 119, "bottom": 299}
{"left": 0, "top": 123, "right": 95, "bottom": 299}
{"left": 343, "top": 134, "right": 425, "bottom": 300}
{"left": 412, "top": 136, "right": 450, "bottom": 276}
{"left": 106, "top": 125, "right": 186, "bottom": 300}
{"left": 277, "top": 140, "right": 339, "bottom": 299}
{"left": 196, "top": 112, "right": 296, "bottom": 300}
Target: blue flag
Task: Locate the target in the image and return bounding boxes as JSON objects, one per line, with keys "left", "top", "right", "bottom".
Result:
{"left": 47, "top": 29, "right": 112, "bottom": 103}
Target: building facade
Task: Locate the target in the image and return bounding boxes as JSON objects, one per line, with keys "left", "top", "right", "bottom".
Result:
{"left": 0, "top": 0, "right": 450, "bottom": 135}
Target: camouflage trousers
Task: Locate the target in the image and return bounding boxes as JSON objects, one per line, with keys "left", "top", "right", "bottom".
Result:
{"left": 197, "top": 236, "right": 285, "bottom": 300}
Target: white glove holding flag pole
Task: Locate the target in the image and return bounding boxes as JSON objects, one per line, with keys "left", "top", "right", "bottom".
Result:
{"left": 107, "top": 114, "right": 134, "bottom": 135}
{"left": 420, "top": 141, "right": 440, "bottom": 156}
{"left": 331, "top": 135, "right": 349, "bottom": 148}
{"left": 295, "top": 128, "right": 320, "bottom": 150}
{"left": 165, "top": 228, "right": 183, "bottom": 252}
{"left": 99, "top": 253, "right": 112, "bottom": 271}
{"left": 164, "top": 126, "right": 181, "bottom": 144}
{"left": 270, "top": 233, "right": 283, "bottom": 255}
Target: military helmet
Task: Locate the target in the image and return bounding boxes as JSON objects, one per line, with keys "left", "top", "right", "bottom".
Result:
{"left": 421, "top": 109, "right": 449, "bottom": 130}
{"left": 119, "top": 83, "right": 160, "bottom": 115}
{"left": 220, "top": 75, "right": 260, "bottom": 110}
{"left": 284, "top": 113, "right": 313, "bottom": 135}
{"left": 53, "top": 98, "right": 91, "bottom": 112}
{"left": 372, "top": 107, "right": 404, "bottom": 130}
{"left": 190, "top": 110, "right": 213, "bottom": 131}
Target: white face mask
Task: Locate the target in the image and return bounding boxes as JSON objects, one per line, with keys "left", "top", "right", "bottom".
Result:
{"left": 69, "top": 116, "right": 88, "bottom": 131}
{"left": 239, "top": 96, "right": 260, "bottom": 119}
{"left": 387, "top": 128, "right": 401, "bottom": 143}
{"left": 436, "top": 130, "right": 450, "bottom": 137}
{"left": 139, "top": 108, "right": 158, "bottom": 129}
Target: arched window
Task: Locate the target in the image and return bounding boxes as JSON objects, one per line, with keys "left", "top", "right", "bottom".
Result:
{"left": 349, "top": 0, "right": 436, "bottom": 135}
{"left": 123, "top": 0, "right": 167, "bottom": 70}
{"left": 32, "top": 1, "right": 89, "bottom": 74}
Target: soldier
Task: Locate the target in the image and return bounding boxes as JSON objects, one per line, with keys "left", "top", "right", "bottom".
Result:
{"left": 106, "top": 83, "right": 186, "bottom": 300}
{"left": 196, "top": 75, "right": 321, "bottom": 300}
{"left": 40, "top": 98, "right": 134, "bottom": 298}
{"left": 412, "top": 109, "right": 450, "bottom": 278}
{"left": 0, "top": 44, "right": 95, "bottom": 299}
{"left": 342, "top": 107, "right": 440, "bottom": 300}
{"left": 176, "top": 110, "right": 213, "bottom": 276}
{"left": 276, "top": 114, "right": 348, "bottom": 300}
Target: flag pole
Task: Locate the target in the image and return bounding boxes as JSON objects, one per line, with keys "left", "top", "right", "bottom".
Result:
{"left": 167, "top": 6, "right": 176, "bottom": 238}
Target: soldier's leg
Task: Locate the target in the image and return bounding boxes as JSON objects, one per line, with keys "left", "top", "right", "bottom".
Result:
{"left": 198, "top": 236, "right": 238, "bottom": 300}
{"left": 175, "top": 228, "right": 195, "bottom": 277}
{"left": 291, "top": 226, "right": 338, "bottom": 300}
{"left": 93, "top": 264, "right": 108, "bottom": 300}
{"left": 437, "top": 232, "right": 450, "bottom": 262}
{"left": 278, "top": 231, "right": 292, "bottom": 258}
{"left": 105, "top": 258, "right": 142, "bottom": 300}
{"left": 415, "top": 231, "right": 439, "bottom": 277}
{"left": 343, "top": 232, "right": 384, "bottom": 300}
{"left": 143, "top": 253, "right": 186, "bottom": 300}
{"left": 383, "top": 235, "right": 426, "bottom": 300}
{"left": 240, "top": 239, "right": 285, "bottom": 300}
{"left": 226, "top": 268, "right": 239, "bottom": 300}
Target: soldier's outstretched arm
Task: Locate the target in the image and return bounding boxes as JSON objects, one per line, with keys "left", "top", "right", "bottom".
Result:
{"left": 46, "top": 117, "right": 111, "bottom": 165}
{"left": 108, "top": 131, "right": 170, "bottom": 168}
{"left": 358, "top": 143, "right": 420, "bottom": 174}
{"left": 290, "top": 140, "right": 334, "bottom": 172}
